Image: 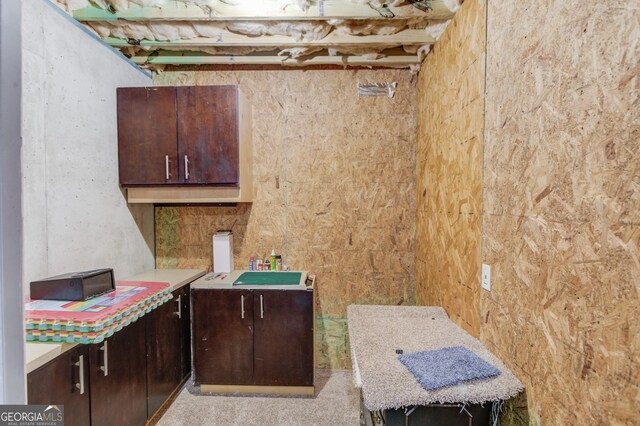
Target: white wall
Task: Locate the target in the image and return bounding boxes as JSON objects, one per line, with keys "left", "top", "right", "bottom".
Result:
{"left": 1, "top": 0, "right": 26, "bottom": 404}
{"left": 21, "top": 0, "right": 155, "bottom": 295}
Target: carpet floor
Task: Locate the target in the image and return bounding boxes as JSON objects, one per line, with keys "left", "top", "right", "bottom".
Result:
{"left": 156, "top": 370, "right": 361, "bottom": 426}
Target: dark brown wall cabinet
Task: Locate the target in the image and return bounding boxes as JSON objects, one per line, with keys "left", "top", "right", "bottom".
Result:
{"left": 176, "top": 86, "right": 239, "bottom": 185}
{"left": 27, "top": 286, "right": 194, "bottom": 425}
{"left": 192, "top": 289, "right": 314, "bottom": 388}
{"left": 117, "top": 85, "right": 241, "bottom": 187}
{"left": 117, "top": 87, "right": 178, "bottom": 186}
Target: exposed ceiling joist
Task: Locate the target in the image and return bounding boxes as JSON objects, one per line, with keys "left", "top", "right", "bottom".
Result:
{"left": 71, "top": 0, "right": 460, "bottom": 22}
{"left": 106, "top": 28, "right": 436, "bottom": 49}
{"left": 130, "top": 49, "right": 421, "bottom": 67}
{"left": 52, "top": 0, "right": 460, "bottom": 69}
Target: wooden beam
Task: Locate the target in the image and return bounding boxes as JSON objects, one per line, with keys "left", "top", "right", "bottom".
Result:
{"left": 72, "top": 0, "right": 459, "bottom": 21}
{"left": 129, "top": 49, "right": 421, "bottom": 67}
{"left": 106, "top": 28, "right": 436, "bottom": 49}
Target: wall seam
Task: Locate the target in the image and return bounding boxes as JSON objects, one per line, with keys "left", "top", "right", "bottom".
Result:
{"left": 480, "top": 0, "right": 489, "bottom": 305}
{"left": 42, "top": 17, "right": 50, "bottom": 279}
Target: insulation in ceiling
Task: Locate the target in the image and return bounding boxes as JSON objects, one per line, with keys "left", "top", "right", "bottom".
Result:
{"left": 52, "top": 0, "right": 460, "bottom": 70}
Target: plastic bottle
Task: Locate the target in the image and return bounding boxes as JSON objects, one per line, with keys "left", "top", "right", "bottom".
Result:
{"left": 249, "top": 256, "right": 255, "bottom": 271}
{"left": 256, "top": 258, "right": 263, "bottom": 271}
{"left": 264, "top": 259, "right": 270, "bottom": 271}
{"left": 276, "top": 255, "right": 282, "bottom": 271}
{"left": 270, "top": 249, "right": 277, "bottom": 271}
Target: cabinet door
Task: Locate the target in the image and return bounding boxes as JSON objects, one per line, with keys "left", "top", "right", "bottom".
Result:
{"left": 146, "top": 291, "right": 182, "bottom": 419}
{"left": 90, "top": 317, "right": 147, "bottom": 426}
{"left": 117, "top": 87, "right": 180, "bottom": 185}
{"left": 253, "top": 290, "right": 314, "bottom": 386}
{"left": 177, "top": 86, "right": 239, "bottom": 185}
{"left": 192, "top": 289, "right": 253, "bottom": 385}
{"left": 179, "top": 286, "right": 192, "bottom": 380}
{"left": 27, "top": 345, "right": 90, "bottom": 426}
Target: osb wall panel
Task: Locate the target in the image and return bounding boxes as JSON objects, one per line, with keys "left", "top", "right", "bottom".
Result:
{"left": 154, "top": 68, "right": 417, "bottom": 369}
{"left": 483, "top": 0, "right": 639, "bottom": 424}
{"left": 415, "top": 0, "right": 486, "bottom": 336}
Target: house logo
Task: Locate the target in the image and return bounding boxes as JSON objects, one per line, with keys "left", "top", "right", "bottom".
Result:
{"left": 0, "top": 405, "right": 64, "bottom": 426}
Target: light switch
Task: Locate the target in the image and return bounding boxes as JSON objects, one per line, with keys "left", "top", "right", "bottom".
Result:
{"left": 482, "top": 264, "right": 491, "bottom": 291}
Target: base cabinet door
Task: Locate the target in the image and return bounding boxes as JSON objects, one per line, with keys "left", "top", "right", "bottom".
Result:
{"left": 253, "top": 290, "right": 314, "bottom": 386}
{"left": 178, "top": 286, "right": 192, "bottom": 380}
{"left": 27, "top": 345, "right": 90, "bottom": 426}
{"left": 146, "top": 290, "right": 182, "bottom": 419}
{"left": 192, "top": 289, "right": 254, "bottom": 385}
{"left": 90, "top": 317, "right": 148, "bottom": 426}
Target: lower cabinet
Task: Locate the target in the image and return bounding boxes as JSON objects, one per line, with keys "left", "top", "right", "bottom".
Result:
{"left": 90, "top": 317, "right": 148, "bottom": 426}
{"left": 27, "top": 345, "right": 91, "bottom": 426}
{"left": 192, "top": 288, "right": 314, "bottom": 388}
{"left": 146, "top": 285, "right": 191, "bottom": 418}
{"left": 179, "top": 286, "right": 191, "bottom": 380}
{"left": 27, "top": 285, "right": 194, "bottom": 425}
{"left": 192, "top": 289, "right": 254, "bottom": 385}
{"left": 253, "top": 290, "right": 314, "bottom": 386}
{"left": 27, "top": 319, "right": 147, "bottom": 426}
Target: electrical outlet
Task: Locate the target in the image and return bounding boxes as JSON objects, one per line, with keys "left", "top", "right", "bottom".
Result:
{"left": 482, "top": 264, "right": 491, "bottom": 291}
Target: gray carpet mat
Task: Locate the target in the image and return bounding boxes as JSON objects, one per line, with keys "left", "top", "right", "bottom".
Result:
{"left": 348, "top": 305, "right": 524, "bottom": 411}
{"left": 398, "top": 346, "right": 501, "bottom": 390}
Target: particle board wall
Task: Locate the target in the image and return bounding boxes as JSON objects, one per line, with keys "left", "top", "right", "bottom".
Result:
{"left": 415, "top": 0, "right": 485, "bottom": 336}
{"left": 481, "top": 1, "right": 639, "bottom": 424}
{"left": 154, "top": 68, "right": 417, "bottom": 368}
{"left": 416, "top": 0, "right": 639, "bottom": 423}
{"left": 21, "top": 0, "right": 155, "bottom": 294}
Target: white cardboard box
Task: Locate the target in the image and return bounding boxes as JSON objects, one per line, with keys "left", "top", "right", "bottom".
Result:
{"left": 213, "top": 232, "right": 234, "bottom": 273}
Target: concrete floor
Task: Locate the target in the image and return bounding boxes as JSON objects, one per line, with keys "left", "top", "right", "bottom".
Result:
{"left": 157, "top": 370, "right": 361, "bottom": 426}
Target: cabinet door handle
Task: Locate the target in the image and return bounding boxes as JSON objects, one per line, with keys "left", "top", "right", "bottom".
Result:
{"left": 74, "top": 355, "right": 85, "bottom": 395}
{"left": 241, "top": 295, "right": 245, "bottom": 319}
{"left": 184, "top": 155, "right": 190, "bottom": 180}
{"left": 260, "top": 294, "right": 264, "bottom": 319}
{"left": 175, "top": 294, "right": 182, "bottom": 319}
{"left": 165, "top": 155, "right": 171, "bottom": 180}
{"left": 99, "top": 341, "right": 109, "bottom": 377}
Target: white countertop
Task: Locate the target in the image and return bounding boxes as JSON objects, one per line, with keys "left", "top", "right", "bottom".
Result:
{"left": 191, "top": 270, "right": 310, "bottom": 291}
{"left": 123, "top": 268, "right": 206, "bottom": 292}
{"left": 25, "top": 268, "right": 206, "bottom": 374}
{"left": 25, "top": 342, "right": 81, "bottom": 375}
